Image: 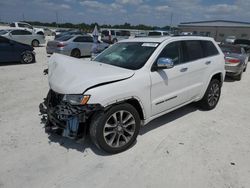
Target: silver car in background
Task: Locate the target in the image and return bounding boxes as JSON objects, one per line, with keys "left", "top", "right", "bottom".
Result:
{"left": 219, "top": 44, "right": 248, "bottom": 80}
{"left": 0, "top": 29, "right": 45, "bottom": 47}
{"left": 46, "top": 35, "right": 110, "bottom": 58}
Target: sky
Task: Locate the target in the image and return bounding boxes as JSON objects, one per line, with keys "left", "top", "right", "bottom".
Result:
{"left": 0, "top": 0, "right": 250, "bottom": 26}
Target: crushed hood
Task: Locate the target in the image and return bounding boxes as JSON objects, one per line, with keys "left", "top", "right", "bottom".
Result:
{"left": 48, "top": 54, "right": 134, "bottom": 94}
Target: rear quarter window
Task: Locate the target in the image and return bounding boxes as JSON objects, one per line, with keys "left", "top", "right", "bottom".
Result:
{"left": 201, "top": 40, "right": 219, "bottom": 57}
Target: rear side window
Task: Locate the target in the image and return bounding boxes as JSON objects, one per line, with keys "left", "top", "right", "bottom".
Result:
{"left": 11, "top": 30, "right": 32, "bottom": 35}
{"left": 74, "top": 36, "right": 93, "bottom": 42}
{"left": 183, "top": 40, "right": 203, "bottom": 62}
{"left": 157, "top": 41, "right": 182, "bottom": 65}
{"left": 9, "top": 23, "right": 15, "bottom": 27}
{"left": 201, "top": 41, "right": 219, "bottom": 57}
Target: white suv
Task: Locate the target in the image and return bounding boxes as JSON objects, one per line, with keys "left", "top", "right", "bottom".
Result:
{"left": 40, "top": 36, "right": 225, "bottom": 153}
{"left": 9, "top": 22, "right": 44, "bottom": 35}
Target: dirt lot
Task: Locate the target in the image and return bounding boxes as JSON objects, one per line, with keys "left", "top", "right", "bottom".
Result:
{"left": 0, "top": 43, "right": 250, "bottom": 188}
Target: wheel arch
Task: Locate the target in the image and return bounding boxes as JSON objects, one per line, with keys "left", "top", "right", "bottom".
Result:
{"left": 210, "top": 72, "right": 224, "bottom": 86}
{"left": 104, "top": 97, "right": 146, "bottom": 121}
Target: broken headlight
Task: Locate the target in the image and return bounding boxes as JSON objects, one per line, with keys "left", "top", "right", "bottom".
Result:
{"left": 63, "top": 95, "right": 90, "bottom": 105}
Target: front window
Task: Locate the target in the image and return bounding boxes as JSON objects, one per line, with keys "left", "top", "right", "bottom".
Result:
{"left": 94, "top": 42, "right": 158, "bottom": 70}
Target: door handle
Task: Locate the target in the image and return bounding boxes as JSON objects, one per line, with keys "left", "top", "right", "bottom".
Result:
{"left": 205, "top": 61, "right": 211, "bottom": 65}
{"left": 180, "top": 68, "right": 188, "bottom": 72}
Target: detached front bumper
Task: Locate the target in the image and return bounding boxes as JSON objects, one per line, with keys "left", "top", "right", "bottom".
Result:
{"left": 39, "top": 90, "right": 103, "bottom": 138}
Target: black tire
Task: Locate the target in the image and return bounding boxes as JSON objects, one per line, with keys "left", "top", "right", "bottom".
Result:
{"left": 234, "top": 71, "right": 242, "bottom": 81}
{"left": 112, "top": 38, "right": 118, "bottom": 43}
{"left": 20, "top": 51, "right": 35, "bottom": 64}
{"left": 243, "top": 64, "right": 247, "bottom": 72}
{"left": 90, "top": 103, "right": 141, "bottom": 154}
{"left": 199, "top": 79, "right": 221, "bottom": 110}
{"left": 31, "top": 40, "right": 39, "bottom": 47}
{"left": 71, "top": 49, "right": 81, "bottom": 58}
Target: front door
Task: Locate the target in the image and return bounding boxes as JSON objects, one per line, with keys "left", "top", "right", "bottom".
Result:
{"left": 0, "top": 37, "right": 14, "bottom": 62}
{"left": 150, "top": 41, "right": 191, "bottom": 116}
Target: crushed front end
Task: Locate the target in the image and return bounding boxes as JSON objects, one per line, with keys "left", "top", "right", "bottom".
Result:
{"left": 39, "top": 90, "right": 103, "bottom": 139}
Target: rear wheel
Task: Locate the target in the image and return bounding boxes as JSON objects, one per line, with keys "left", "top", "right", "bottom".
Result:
{"left": 199, "top": 79, "right": 221, "bottom": 110}
{"left": 90, "top": 103, "right": 140, "bottom": 154}
{"left": 71, "top": 49, "right": 81, "bottom": 58}
{"left": 20, "top": 51, "right": 35, "bottom": 64}
{"left": 31, "top": 40, "right": 39, "bottom": 47}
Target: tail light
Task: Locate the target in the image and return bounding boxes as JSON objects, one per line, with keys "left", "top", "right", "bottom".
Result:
{"left": 225, "top": 57, "right": 240, "bottom": 64}
{"left": 57, "top": 43, "right": 66, "bottom": 48}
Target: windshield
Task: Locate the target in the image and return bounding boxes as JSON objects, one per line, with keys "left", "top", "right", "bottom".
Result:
{"left": 0, "top": 30, "right": 8, "bottom": 35}
{"left": 94, "top": 42, "right": 158, "bottom": 70}
{"left": 56, "top": 35, "right": 73, "bottom": 41}
{"left": 220, "top": 45, "right": 241, "bottom": 54}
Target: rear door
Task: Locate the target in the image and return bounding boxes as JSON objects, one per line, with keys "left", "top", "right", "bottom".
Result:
{"left": 150, "top": 41, "right": 191, "bottom": 116}
{"left": 183, "top": 40, "right": 219, "bottom": 100}
{"left": 10, "top": 30, "right": 32, "bottom": 45}
{"left": 73, "top": 36, "right": 93, "bottom": 56}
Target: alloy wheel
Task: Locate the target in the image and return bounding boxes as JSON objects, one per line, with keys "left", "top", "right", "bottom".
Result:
{"left": 208, "top": 83, "right": 220, "bottom": 107}
{"left": 103, "top": 110, "right": 136, "bottom": 148}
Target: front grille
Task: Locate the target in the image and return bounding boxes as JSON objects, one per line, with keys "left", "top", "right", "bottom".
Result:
{"left": 49, "top": 90, "right": 64, "bottom": 107}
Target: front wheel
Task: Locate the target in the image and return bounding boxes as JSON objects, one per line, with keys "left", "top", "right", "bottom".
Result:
{"left": 90, "top": 103, "right": 141, "bottom": 154}
{"left": 199, "top": 79, "right": 221, "bottom": 110}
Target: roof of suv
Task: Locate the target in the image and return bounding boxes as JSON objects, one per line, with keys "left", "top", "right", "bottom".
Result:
{"left": 120, "top": 36, "right": 214, "bottom": 43}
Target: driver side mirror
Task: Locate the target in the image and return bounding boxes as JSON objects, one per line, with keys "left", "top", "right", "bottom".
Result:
{"left": 156, "top": 57, "right": 174, "bottom": 70}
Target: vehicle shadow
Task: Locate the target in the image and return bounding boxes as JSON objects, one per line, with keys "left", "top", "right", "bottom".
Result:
{"left": 224, "top": 76, "right": 236, "bottom": 82}
{"left": 41, "top": 103, "right": 198, "bottom": 156}
{"left": 0, "top": 61, "right": 35, "bottom": 66}
{"left": 47, "top": 133, "right": 109, "bottom": 156}
{"left": 140, "top": 103, "right": 197, "bottom": 135}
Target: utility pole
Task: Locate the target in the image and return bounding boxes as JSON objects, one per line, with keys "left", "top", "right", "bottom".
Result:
{"left": 22, "top": 13, "right": 25, "bottom": 21}
{"left": 170, "top": 12, "right": 173, "bottom": 34}
{"left": 56, "top": 11, "right": 59, "bottom": 28}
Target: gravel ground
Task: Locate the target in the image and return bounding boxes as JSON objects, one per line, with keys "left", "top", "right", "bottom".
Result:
{"left": 0, "top": 42, "right": 250, "bottom": 188}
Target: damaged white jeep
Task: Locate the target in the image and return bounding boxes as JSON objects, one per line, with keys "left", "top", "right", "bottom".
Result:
{"left": 40, "top": 36, "right": 225, "bottom": 154}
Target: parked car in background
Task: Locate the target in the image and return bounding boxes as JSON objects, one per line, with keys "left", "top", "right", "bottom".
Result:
{"left": 44, "top": 28, "right": 56, "bottom": 36}
{"left": 148, "top": 30, "right": 170, "bottom": 37}
{"left": 9, "top": 22, "right": 44, "bottom": 35}
{"left": 219, "top": 44, "right": 248, "bottom": 80}
{"left": 1, "top": 29, "right": 45, "bottom": 47}
{"left": 55, "top": 30, "right": 85, "bottom": 39}
{"left": 40, "top": 36, "right": 225, "bottom": 153}
{"left": 46, "top": 35, "right": 109, "bottom": 58}
{"left": 54, "top": 29, "right": 69, "bottom": 36}
{"left": 223, "top": 36, "right": 236, "bottom": 44}
{"left": 234, "top": 39, "right": 250, "bottom": 60}
{"left": 0, "top": 36, "right": 35, "bottom": 64}
{"left": 101, "top": 29, "right": 130, "bottom": 43}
